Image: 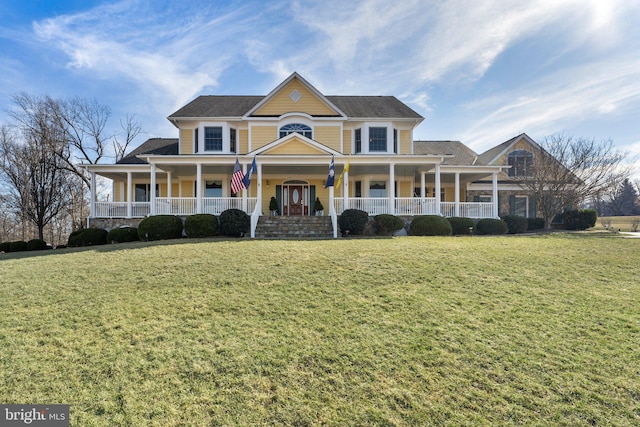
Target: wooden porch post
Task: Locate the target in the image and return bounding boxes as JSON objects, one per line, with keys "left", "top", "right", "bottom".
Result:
{"left": 90, "top": 171, "right": 96, "bottom": 218}
{"left": 196, "top": 163, "right": 202, "bottom": 213}
{"left": 454, "top": 172, "right": 460, "bottom": 217}
{"left": 167, "top": 171, "right": 172, "bottom": 199}
{"left": 435, "top": 163, "right": 441, "bottom": 215}
{"left": 343, "top": 163, "right": 350, "bottom": 210}
{"left": 127, "top": 171, "right": 132, "bottom": 218}
{"left": 492, "top": 172, "right": 499, "bottom": 218}
{"left": 389, "top": 162, "right": 395, "bottom": 214}
{"left": 150, "top": 163, "right": 157, "bottom": 216}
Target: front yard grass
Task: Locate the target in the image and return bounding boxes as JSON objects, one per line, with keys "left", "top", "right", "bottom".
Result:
{"left": 1, "top": 235, "right": 639, "bottom": 426}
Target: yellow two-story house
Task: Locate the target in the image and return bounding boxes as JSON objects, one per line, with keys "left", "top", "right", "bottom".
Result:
{"left": 87, "top": 72, "right": 543, "bottom": 238}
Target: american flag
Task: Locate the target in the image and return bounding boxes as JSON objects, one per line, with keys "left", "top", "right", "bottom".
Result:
{"left": 231, "top": 158, "right": 246, "bottom": 194}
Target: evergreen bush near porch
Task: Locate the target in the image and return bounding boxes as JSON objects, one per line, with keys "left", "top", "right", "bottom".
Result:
{"left": 68, "top": 228, "right": 108, "bottom": 247}
{"left": 475, "top": 218, "right": 508, "bottom": 235}
{"left": 137, "top": 216, "right": 183, "bottom": 241}
{"left": 106, "top": 227, "right": 140, "bottom": 243}
{"left": 185, "top": 214, "right": 218, "bottom": 238}
{"left": 26, "top": 239, "right": 48, "bottom": 251}
{"left": 527, "top": 218, "right": 545, "bottom": 230}
{"left": 219, "top": 209, "right": 250, "bottom": 237}
{"left": 338, "top": 209, "right": 369, "bottom": 236}
{"left": 409, "top": 215, "right": 452, "bottom": 236}
{"left": 447, "top": 217, "right": 475, "bottom": 235}
{"left": 373, "top": 214, "right": 404, "bottom": 236}
{"left": 501, "top": 215, "right": 529, "bottom": 234}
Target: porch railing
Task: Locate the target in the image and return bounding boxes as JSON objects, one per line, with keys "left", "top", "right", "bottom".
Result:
{"left": 92, "top": 198, "right": 257, "bottom": 218}
{"left": 334, "top": 197, "right": 439, "bottom": 216}
{"left": 94, "top": 202, "right": 150, "bottom": 218}
{"left": 440, "top": 202, "right": 494, "bottom": 218}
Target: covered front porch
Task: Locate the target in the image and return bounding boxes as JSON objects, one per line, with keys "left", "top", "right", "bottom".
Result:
{"left": 87, "top": 155, "right": 504, "bottom": 238}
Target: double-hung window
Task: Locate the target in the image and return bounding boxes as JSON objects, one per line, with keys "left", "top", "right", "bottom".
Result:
{"left": 230, "top": 128, "right": 237, "bottom": 153}
{"left": 354, "top": 128, "right": 362, "bottom": 153}
{"left": 369, "top": 127, "right": 387, "bottom": 152}
{"left": 507, "top": 150, "right": 534, "bottom": 177}
{"left": 204, "top": 127, "right": 223, "bottom": 151}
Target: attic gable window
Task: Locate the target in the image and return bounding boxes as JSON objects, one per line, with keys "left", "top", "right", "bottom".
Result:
{"left": 279, "top": 123, "right": 312, "bottom": 139}
{"left": 507, "top": 150, "right": 534, "bottom": 177}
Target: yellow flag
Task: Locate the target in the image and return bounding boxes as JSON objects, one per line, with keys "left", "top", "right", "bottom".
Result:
{"left": 336, "top": 161, "right": 350, "bottom": 188}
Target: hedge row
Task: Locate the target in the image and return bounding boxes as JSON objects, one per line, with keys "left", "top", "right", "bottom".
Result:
{"left": 1, "top": 239, "right": 52, "bottom": 253}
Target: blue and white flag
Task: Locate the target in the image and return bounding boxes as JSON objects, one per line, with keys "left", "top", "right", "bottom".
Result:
{"left": 324, "top": 156, "right": 335, "bottom": 188}
{"left": 242, "top": 156, "right": 257, "bottom": 189}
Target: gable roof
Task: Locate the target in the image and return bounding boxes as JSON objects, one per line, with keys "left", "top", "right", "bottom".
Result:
{"left": 477, "top": 133, "right": 539, "bottom": 165}
{"left": 413, "top": 141, "right": 479, "bottom": 165}
{"left": 251, "top": 132, "right": 342, "bottom": 156}
{"left": 169, "top": 96, "right": 262, "bottom": 119}
{"left": 327, "top": 96, "right": 422, "bottom": 119}
{"left": 117, "top": 138, "right": 178, "bottom": 164}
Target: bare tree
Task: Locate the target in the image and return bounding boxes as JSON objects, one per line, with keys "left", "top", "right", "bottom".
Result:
{"left": 1, "top": 106, "right": 73, "bottom": 241}
{"left": 518, "top": 135, "right": 629, "bottom": 228}
{"left": 113, "top": 114, "right": 142, "bottom": 162}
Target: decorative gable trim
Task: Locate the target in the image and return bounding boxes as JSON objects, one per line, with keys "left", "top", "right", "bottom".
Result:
{"left": 250, "top": 132, "right": 342, "bottom": 156}
{"left": 243, "top": 72, "right": 347, "bottom": 119}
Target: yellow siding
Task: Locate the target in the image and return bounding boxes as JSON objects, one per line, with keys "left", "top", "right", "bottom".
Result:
{"left": 400, "top": 130, "right": 412, "bottom": 154}
{"left": 254, "top": 79, "right": 337, "bottom": 116}
{"left": 113, "top": 182, "right": 122, "bottom": 201}
{"left": 180, "top": 129, "right": 193, "bottom": 154}
{"left": 342, "top": 130, "right": 351, "bottom": 155}
{"left": 239, "top": 129, "right": 249, "bottom": 154}
{"left": 314, "top": 126, "right": 341, "bottom": 152}
{"left": 260, "top": 179, "right": 329, "bottom": 215}
{"left": 264, "top": 139, "right": 326, "bottom": 155}
{"left": 251, "top": 126, "right": 277, "bottom": 150}
{"left": 398, "top": 181, "right": 412, "bottom": 197}
{"left": 181, "top": 180, "right": 194, "bottom": 197}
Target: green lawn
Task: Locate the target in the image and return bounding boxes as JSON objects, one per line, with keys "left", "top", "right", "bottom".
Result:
{"left": 597, "top": 215, "right": 640, "bottom": 232}
{"left": 1, "top": 235, "right": 639, "bottom": 426}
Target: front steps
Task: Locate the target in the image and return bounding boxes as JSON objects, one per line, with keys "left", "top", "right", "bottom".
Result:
{"left": 255, "top": 215, "right": 334, "bottom": 239}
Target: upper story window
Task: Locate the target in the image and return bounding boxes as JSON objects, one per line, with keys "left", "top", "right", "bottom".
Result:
{"left": 279, "top": 123, "right": 312, "bottom": 139}
{"left": 507, "top": 150, "right": 534, "bottom": 177}
{"left": 230, "top": 128, "right": 237, "bottom": 153}
{"left": 393, "top": 128, "right": 398, "bottom": 153}
{"left": 369, "top": 127, "right": 387, "bottom": 152}
{"left": 204, "top": 127, "right": 223, "bottom": 151}
{"left": 354, "top": 128, "right": 362, "bottom": 153}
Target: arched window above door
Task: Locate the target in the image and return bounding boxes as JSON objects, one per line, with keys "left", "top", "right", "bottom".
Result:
{"left": 279, "top": 123, "right": 312, "bottom": 139}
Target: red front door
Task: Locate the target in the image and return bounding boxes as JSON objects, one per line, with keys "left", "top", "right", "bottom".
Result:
{"left": 288, "top": 185, "right": 304, "bottom": 216}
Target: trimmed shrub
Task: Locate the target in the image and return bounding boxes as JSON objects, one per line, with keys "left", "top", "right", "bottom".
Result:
{"left": 409, "top": 215, "right": 452, "bottom": 236}
{"left": 501, "top": 215, "right": 528, "bottom": 234}
{"left": 107, "top": 227, "right": 140, "bottom": 243}
{"left": 475, "top": 218, "right": 508, "bottom": 235}
{"left": 138, "top": 215, "right": 183, "bottom": 241}
{"left": 185, "top": 214, "right": 218, "bottom": 238}
{"left": 0, "top": 242, "right": 10, "bottom": 253}
{"left": 338, "top": 209, "right": 369, "bottom": 236}
{"left": 9, "top": 241, "right": 28, "bottom": 252}
{"left": 448, "top": 217, "right": 475, "bottom": 235}
{"left": 218, "top": 209, "right": 250, "bottom": 237}
{"left": 27, "top": 239, "right": 48, "bottom": 251}
{"left": 70, "top": 228, "right": 109, "bottom": 247}
{"left": 562, "top": 210, "right": 596, "bottom": 230}
{"left": 373, "top": 214, "right": 404, "bottom": 236}
{"left": 527, "top": 218, "right": 545, "bottom": 230}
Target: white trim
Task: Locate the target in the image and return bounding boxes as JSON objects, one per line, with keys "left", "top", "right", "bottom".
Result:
{"left": 250, "top": 132, "right": 342, "bottom": 156}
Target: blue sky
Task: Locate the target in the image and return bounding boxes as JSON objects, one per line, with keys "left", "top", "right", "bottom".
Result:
{"left": 1, "top": 0, "right": 639, "bottom": 171}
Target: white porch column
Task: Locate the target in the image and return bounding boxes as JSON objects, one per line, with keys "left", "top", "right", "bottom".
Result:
{"left": 126, "top": 171, "right": 132, "bottom": 218}
{"left": 454, "top": 172, "right": 460, "bottom": 217}
{"left": 389, "top": 162, "right": 395, "bottom": 214}
{"left": 343, "top": 165, "right": 350, "bottom": 210}
{"left": 257, "top": 161, "right": 262, "bottom": 212}
{"left": 150, "top": 163, "right": 157, "bottom": 216}
{"left": 89, "top": 171, "right": 96, "bottom": 217}
{"left": 492, "top": 172, "right": 499, "bottom": 218}
{"left": 196, "top": 163, "right": 202, "bottom": 213}
{"left": 167, "top": 171, "right": 172, "bottom": 199}
{"left": 329, "top": 185, "right": 337, "bottom": 238}
{"left": 420, "top": 171, "right": 426, "bottom": 199}
{"left": 435, "top": 163, "right": 441, "bottom": 215}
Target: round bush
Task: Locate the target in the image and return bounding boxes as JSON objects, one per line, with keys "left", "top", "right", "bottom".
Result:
{"left": 0, "top": 241, "right": 11, "bottom": 253}
{"left": 373, "top": 214, "right": 404, "bottom": 236}
{"left": 107, "top": 227, "right": 140, "bottom": 243}
{"left": 218, "top": 209, "right": 250, "bottom": 237}
{"left": 475, "top": 218, "right": 508, "bottom": 235}
{"left": 138, "top": 215, "right": 183, "bottom": 241}
{"left": 338, "top": 209, "right": 369, "bottom": 236}
{"left": 501, "top": 215, "right": 528, "bottom": 234}
{"left": 185, "top": 214, "right": 218, "bottom": 238}
{"left": 580, "top": 209, "right": 597, "bottom": 228}
{"left": 9, "top": 241, "right": 28, "bottom": 252}
{"left": 77, "top": 228, "right": 108, "bottom": 246}
{"left": 27, "top": 239, "right": 48, "bottom": 251}
{"left": 409, "top": 215, "right": 452, "bottom": 236}
{"left": 447, "top": 217, "right": 475, "bottom": 235}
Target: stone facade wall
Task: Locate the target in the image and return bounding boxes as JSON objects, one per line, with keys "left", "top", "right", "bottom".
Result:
{"left": 87, "top": 218, "right": 143, "bottom": 231}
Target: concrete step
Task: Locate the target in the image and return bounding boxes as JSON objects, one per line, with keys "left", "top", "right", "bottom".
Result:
{"left": 255, "top": 215, "right": 334, "bottom": 239}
